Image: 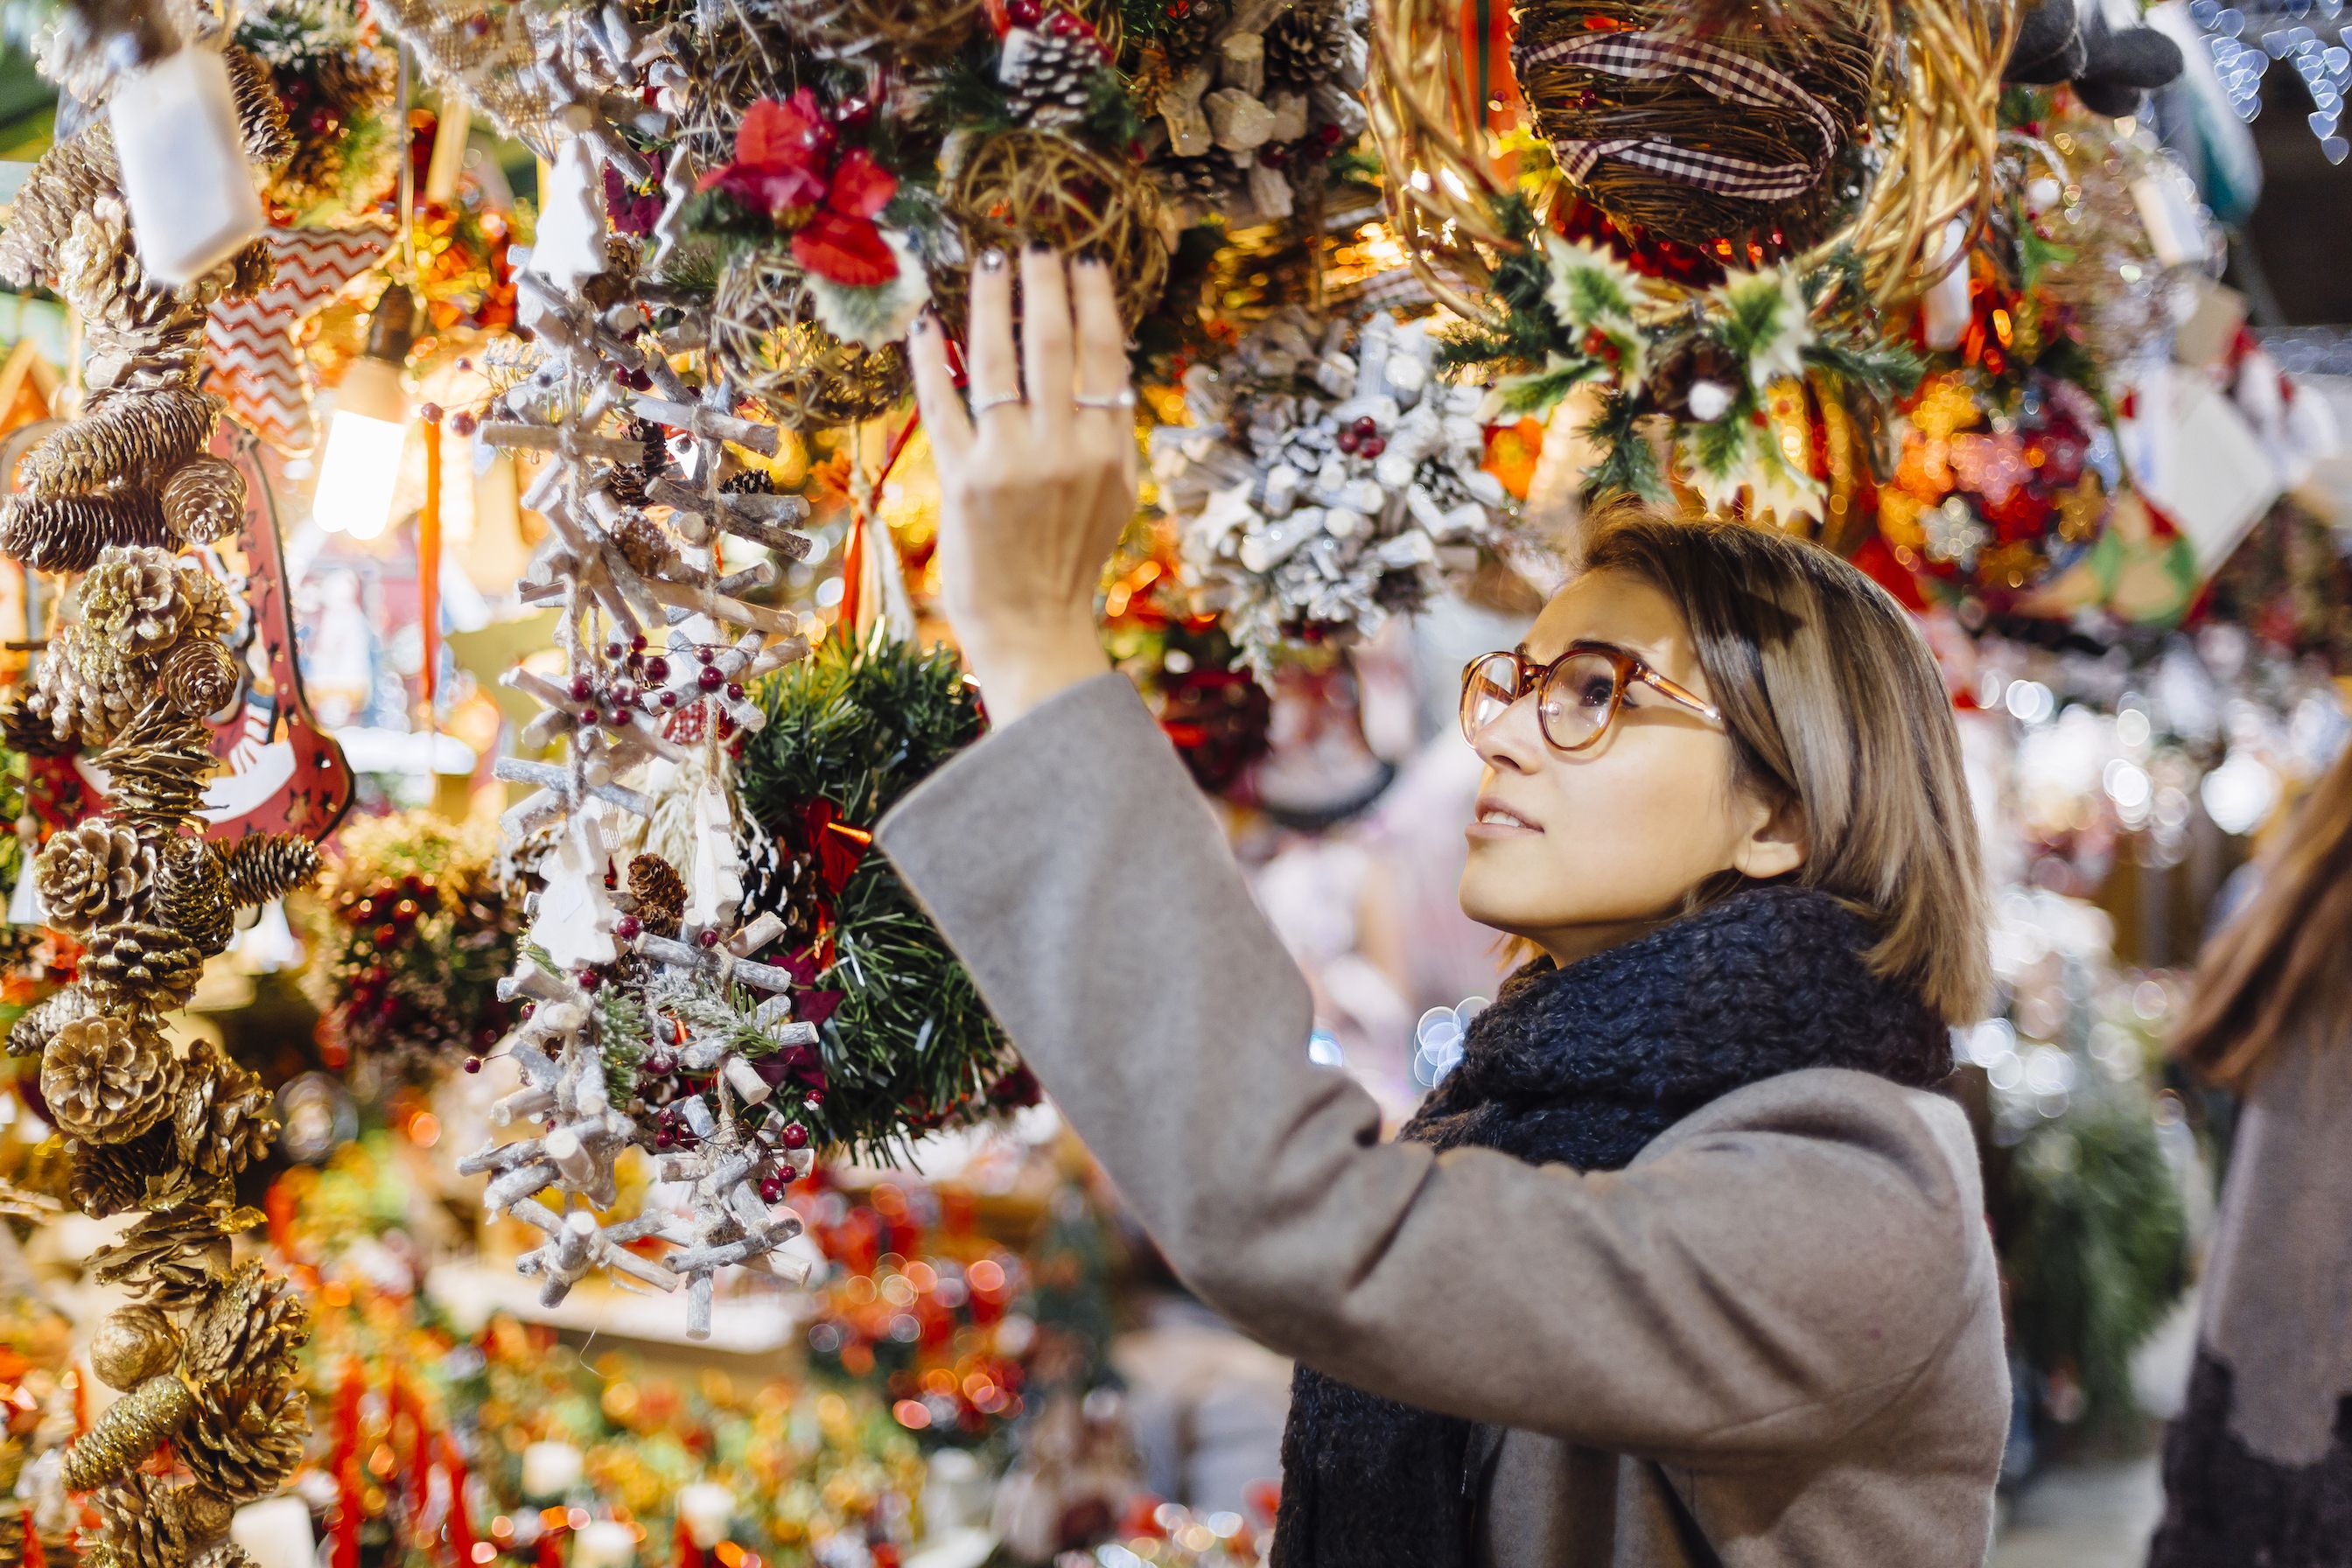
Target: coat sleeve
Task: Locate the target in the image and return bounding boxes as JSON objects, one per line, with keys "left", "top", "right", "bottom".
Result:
{"left": 876, "top": 672, "right": 1983, "bottom": 1466}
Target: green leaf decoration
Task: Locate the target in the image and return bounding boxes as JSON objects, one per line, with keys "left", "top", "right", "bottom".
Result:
{"left": 1710, "top": 268, "right": 1811, "bottom": 389}
{"left": 1488, "top": 351, "right": 1604, "bottom": 418}
{"left": 1581, "top": 388, "right": 1669, "bottom": 504}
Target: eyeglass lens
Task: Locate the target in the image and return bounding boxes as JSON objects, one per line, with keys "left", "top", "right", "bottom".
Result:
{"left": 1460, "top": 650, "right": 1622, "bottom": 752}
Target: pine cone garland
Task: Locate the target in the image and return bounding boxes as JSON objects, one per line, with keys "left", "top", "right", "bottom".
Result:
{"left": 86, "top": 1475, "right": 231, "bottom": 1568}
{"left": 626, "top": 854, "right": 688, "bottom": 935}
{"left": 178, "top": 1378, "right": 306, "bottom": 1504}
{"left": 186, "top": 1264, "right": 311, "bottom": 1386}
{"left": 67, "top": 1124, "right": 201, "bottom": 1218}
{"left": 8, "top": 987, "right": 96, "bottom": 1059}
{"left": 38, "top": 1016, "right": 179, "bottom": 1144}
{"left": 97, "top": 702, "right": 217, "bottom": 836}
{"left": 157, "top": 837, "right": 234, "bottom": 955}
{"left": 220, "top": 834, "right": 321, "bottom": 909}
{"left": 18, "top": 389, "right": 220, "bottom": 500}
{"left": 80, "top": 920, "right": 207, "bottom": 1009}
{"left": 0, "top": 491, "right": 176, "bottom": 574}
{"left": 160, "top": 640, "right": 242, "bottom": 720}
{"left": 91, "top": 1206, "right": 241, "bottom": 1306}
{"left": 63, "top": 1380, "right": 196, "bottom": 1494}
{"left": 172, "top": 1053, "right": 275, "bottom": 1179}
{"left": 161, "top": 458, "right": 247, "bottom": 546}
{"left": 36, "top": 823, "right": 155, "bottom": 934}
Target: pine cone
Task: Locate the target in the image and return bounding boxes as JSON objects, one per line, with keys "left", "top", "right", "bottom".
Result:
{"left": 1159, "top": 150, "right": 1245, "bottom": 206}
{"left": 67, "top": 1124, "right": 203, "bottom": 1218}
{"left": 38, "top": 1015, "right": 179, "bottom": 1144}
{"left": 609, "top": 512, "right": 673, "bottom": 578}
{"left": 157, "top": 837, "right": 234, "bottom": 956}
{"left": 24, "top": 627, "right": 144, "bottom": 748}
{"left": 8, "top": 987, "right": 95, "bottom": 1059}
{"left": 36, "top": 823, "right": 155, "bottom": 934}
{"left": 185, "top": 1263, "right": 311, "bottom": 1387}
{"left": 1156, "top": 0, "right": 1228, "bottom": 65}
{"left": 80, "top": 920, "right": 207, "bottom": 1010}
{"left": 220, "top": 834, "right": 320, "bottom": 909}
{"left": 1000, "top": 23, "right": 1108, "bottom": 128}
{"left": 96, "top": 701, "right": 215, "bottom": 836}
{"left": 738, "top": 817, "right": 819, "bottom": 946}
{"left": 0, "top": 491, "right": 176, "bottom": 574}
{"left": 160, "top": 640, "right": 241, "bottom": 720}
{"left": 178, "top": 1377, "right": 306, "bottom": 1505}
{"left": 91, "top": 1205, "right": 241, "bottom": 1306}
{"left": 626, "top": 854, "right": 687, "bottom": 935}
{"left": 88, "top": 1303, "right": 180, "bottom": 1390}
{"left": 1, "top": 696, "right": 76, "bottom": 757}
{"left": 1264, "top": 3, "right": 1346, "bottom": 90}
{"left": 172, "top": 1051, "right": 275, "bottom": 1179}
{"left": 604, "top": 417, "right": 667, "bottom": 508}
{"left": 86, "top": 1474, "right": 231, "bottom": 1568}
{"left": 160, "top": 458, "right": 247, "bottom": 546}
{"left": 18, "top": 388, "right": 220, "bottom": 501}
{"left": 80, "top": 548, "right": 234, "bottom": 662}
{"left": 720, "top": 469, "right": 777, "bottom": 495}
{"left": 63, "top": 1381, "right": 196, "bottom": 1494}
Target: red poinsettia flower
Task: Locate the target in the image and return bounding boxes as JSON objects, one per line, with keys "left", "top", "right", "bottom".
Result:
{"left": 700, "top": 94, "right": 902, "bottom": 287}
{"left": 697, "top": 89, "right": 836, "bottom": 215}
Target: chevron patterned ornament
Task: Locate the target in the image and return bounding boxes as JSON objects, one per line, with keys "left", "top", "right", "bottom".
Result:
{"left": 203, "top": 221, "right": 393, "bottom": 452}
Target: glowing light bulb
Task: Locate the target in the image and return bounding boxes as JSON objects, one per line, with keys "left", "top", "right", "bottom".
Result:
{"left": 313, "top": 355, "right": 408, "bottom": 539}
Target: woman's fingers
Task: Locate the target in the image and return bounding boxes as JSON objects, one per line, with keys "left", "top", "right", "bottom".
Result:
{"left": 964, "top": 249, "right": 1018, "bottom": 412}
{"left": 1020, "top": 246, "right": 1074, "bottom": 418}
{"left": 1070, "top": 256, "right": 1126, "bottom": 406}
{"left": 906, "top": 313, "right": 971, "bottom": 465}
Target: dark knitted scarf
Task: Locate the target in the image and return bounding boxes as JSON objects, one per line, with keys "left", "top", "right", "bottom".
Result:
{"left": 1270, "top": 884, "right": 1953, "bottom": 1567}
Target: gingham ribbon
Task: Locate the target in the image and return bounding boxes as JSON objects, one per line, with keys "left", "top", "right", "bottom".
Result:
{"left": 1516, "top": 32, "right": 1841, "bottom": 200}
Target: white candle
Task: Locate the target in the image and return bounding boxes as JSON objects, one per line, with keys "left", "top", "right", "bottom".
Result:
{"left": 230, "top": 1495, "right": 316, "bottom": 1568}
{"left": 571, "top": 1522, "right": 634, "bottom": 1568}
{"left": 676, "top": 1485, "right": 735, "bottom": 1551}
{"left": 521, "top": 1441, "right": 584, "bottom": 1502}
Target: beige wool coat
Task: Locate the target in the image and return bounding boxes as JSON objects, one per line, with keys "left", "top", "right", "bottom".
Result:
{"left": 877, "top": 673, "right": 2011, "bottom": 1567}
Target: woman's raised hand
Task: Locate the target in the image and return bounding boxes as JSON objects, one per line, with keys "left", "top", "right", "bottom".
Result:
{"left": 906, "top": 246, "right": 1133, "bottom": 726}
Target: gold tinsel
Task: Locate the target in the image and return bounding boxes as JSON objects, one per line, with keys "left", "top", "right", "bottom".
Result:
{"left": 34, "top": 822, "right": 154, "bottom": 934}
{"left": 38, "top": 1016, "right": 179, "bottom": 1144}
{"left": 626, "top": 853, "right": 688, "bottom": 935}
{"left": 89, "top": 1304, "right": 181, "bottom": 1390}
{"left": 220, "top": 833, "right": 322, "bottom": 910}
{"left": 61, "top": 1378, "right": 196, "bottom": 1493}
{"left": 90, "top": 1205, "right": 248, "bottom": 1306}
{"left": 157, "top": 837, "right": 235, "bottom": 956}
{"left": 159, "top": 458, "right": 247, "bottom": 547}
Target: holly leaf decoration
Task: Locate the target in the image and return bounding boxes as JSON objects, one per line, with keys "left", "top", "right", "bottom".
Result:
{"left": 1537, "top": 232, "right": 1649, "bottom": 380}
{"left": 1712, "top": 268, "right": 1811, "bottom": 389}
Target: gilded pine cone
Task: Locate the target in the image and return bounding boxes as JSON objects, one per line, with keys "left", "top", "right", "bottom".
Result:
{"left": 7, "top": 986, "right": 95, "bottom": 1059}
{"left": 24, "top": 627, "right": 144, "bottom": 747}
{"left": 63, "top": 1379, "right": 199, "bottom": 1494}
{"left": 66, "top": 1125, "right": 204, "bottom": 1218}
{"left": 178, "top": 1378, "right": 306, "bottom": 1504}
{"left": 185, "top": 1263, "right": 311, "bottom": 1386}
{"left": 89, "top": 1303, "right": 181, "bottom": 1390}
{"left": 172, "top": 1052, "right": 275, "bottom": 1179}
{"left": 80, "top": 920, "right": 207, "bottom": 1009}
{"left": 160, "top": 458, "right": 245, "bottom": 547}
{"left": 220, "top": 834, "right": 320, "bottom": 910}
{"left": 35, "top": 822, "right": 155, "bottom": 934}
{"left": 80, "top": 548, "right": 234, "bottom": 662}
{"left": 86, "top": 1474, "right": 231, "bottom": 1568}
{"left": 38, "top": 1015, "right": 179, "bottom": 1144}
{"left": 157, "top": 837, "right": 234, "bottom": 956}
{"left": 91, "top": 1204, "right": 241, "bottom": 1306}
{"left": 160, "top": 640, "right": 240, "bottom": 719}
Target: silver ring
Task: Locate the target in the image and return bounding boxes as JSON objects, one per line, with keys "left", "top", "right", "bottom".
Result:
{"left": 970, "top": 391, "right": 1024, "bottom": 416}
{"left": 1074, "top": 388, "right": 1137, "bottom": 410}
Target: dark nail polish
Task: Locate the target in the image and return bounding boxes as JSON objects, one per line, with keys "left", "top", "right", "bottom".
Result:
{"left": 1026, "top": 240, "right": 1053, "bottom": 255}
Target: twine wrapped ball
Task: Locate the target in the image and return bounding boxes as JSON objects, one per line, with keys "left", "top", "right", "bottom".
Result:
{"left": 776, "top": 0, "right": 984, "bottom": 61}
{"left": 710, "top": 258, "right": 910, "bottom": 429}
{"left": 1510, "top": 0, "right": 1883, "bottom": 253}
{"left": 936, "top": 130, "right": 1168, "bottom": 336}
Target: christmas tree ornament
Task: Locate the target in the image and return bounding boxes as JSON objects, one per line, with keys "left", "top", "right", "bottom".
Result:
{"left": 1153, "top": 307, "right": 1516, "bottom": 668}
{"left": 108, "top": 43, "right": 274, "bottom": 288}
{"left": 202, "top": 222, "right": 395, "bottom": 452}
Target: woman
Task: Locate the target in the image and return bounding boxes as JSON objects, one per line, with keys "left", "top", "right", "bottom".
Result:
{"left": 878, "top": 248, "right": 2008, "bottom": 1565}
{"left": 2148, "top": 744, "right": 2352, "bottom": 1566}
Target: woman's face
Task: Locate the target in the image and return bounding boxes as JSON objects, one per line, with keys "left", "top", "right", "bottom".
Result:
{"left": 1457, "top": 569, "right": 1804, "bottom": 965}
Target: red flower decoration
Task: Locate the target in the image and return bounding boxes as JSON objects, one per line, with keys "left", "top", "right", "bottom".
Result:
{"left": 697, "top": 92, "right": 901, "bottom": 287}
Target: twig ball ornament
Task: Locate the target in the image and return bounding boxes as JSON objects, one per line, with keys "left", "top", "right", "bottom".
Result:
{"left": 936, "top": 130, "right": 1168, "bottom": 333}
{"left": 710, "top": 257, "right": 910, "bottom": 428}
{"left": 1510, "top": 0, "right": 1883, "bottom": 252}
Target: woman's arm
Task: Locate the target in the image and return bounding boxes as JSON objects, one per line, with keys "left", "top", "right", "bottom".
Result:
{"left": 878, "top": 671, "right": 1987, "bottom": 1468}
{"left": 894, "top": 250, "right": 1986, "bottom": 1466}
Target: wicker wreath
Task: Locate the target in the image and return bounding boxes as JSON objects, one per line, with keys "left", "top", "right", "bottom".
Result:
{"left": 934, "top": 130, "right": 1170, "bottom": 335}
{"left": 776, "top": 0, "right": 987, "bottom": 62}
{"left": 1367, "top": 0, "right": 2014, "bottom": 319}
{"left": 710, "top": 257, "right": 912, "bottom": 429}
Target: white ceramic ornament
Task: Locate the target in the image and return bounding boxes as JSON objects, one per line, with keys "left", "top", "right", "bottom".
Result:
{"left": 527, "top": 134, "right": 612, "bottom": 300}
{"left": 528, "top": 806, "right": 621, "bottom": 970}
{"left": 109, "top": 46, "right": 268, "bottom": 287}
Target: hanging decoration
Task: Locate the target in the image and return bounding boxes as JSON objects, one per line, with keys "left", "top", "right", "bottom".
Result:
{"left": 203, "top": 222, "right": 396, "bottom": 453}
{"left": 1151, "top": 306, "right": 1515, "bottom": 670}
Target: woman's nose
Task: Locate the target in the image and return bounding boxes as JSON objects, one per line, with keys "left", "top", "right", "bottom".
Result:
{"left": 1473, "top": 693, "right": 1544, "bottom": 775}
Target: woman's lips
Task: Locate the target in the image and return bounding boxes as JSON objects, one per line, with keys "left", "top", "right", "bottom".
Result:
{"left": 1468, "top": 796, "right": 1541, "bottom": 836}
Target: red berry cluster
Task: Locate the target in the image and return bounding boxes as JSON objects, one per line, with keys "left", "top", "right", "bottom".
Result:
{"left": 1334, "top": 414, "right": 1385, "bottom": 458}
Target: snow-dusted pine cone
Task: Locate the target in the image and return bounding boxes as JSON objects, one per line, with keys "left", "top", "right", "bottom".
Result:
{"left": 36, "top": 822, "right": 155, "bottom": 934}
{"left": 24, "top": 627, "right": 143, "bottom": 748}
{"left": 1264, "top": 1, "right": 1346, "bottom": 88}
{"left": 38, "top": 1015, "right": 180, "bottom": 1144}
{"left": 80, "top": 920, "right": 207, "bottom": 1008}
{"left": 172, "top": 1050, "right": 276, "bottom": 1179}
{"left": 86, "top": 1474, "right": 231, "bottom": 1568}
{"left": 91, "top": 1206, "right": 238, "bottom": 1306}
{"left": 220, "top": 833, "right": 321, "bottom": 909}
{"left": 79, "top": 547, "right": 234, "bottom": 662}
{"left": 178, "top": 1377, "right": 306, "bottom": 1504}
{"left": 185, "top": 1263, "right": 310, "bottom": 1386}
{"left": 1000, "top": 22, "right": 1109, "bottom": 128}
{"left": 157, "top": 836, "right": 234, "bottom": 956}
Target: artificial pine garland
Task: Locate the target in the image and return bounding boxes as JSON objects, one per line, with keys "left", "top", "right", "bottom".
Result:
{"left": 738, "top": 636, "right": 1021, "bottom": 1159}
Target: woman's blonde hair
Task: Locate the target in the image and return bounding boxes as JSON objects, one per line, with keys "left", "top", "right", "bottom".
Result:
{"left": 2170, "top": 743, "right": 2352, "bottom": 1088}
{"left": 1581, "top": 506, "right": 1992, "bottom": 1024}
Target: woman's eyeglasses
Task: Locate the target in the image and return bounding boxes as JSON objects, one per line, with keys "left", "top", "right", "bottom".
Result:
{"left": 1460, "top": 643, "right": 1722, "bottom": 753}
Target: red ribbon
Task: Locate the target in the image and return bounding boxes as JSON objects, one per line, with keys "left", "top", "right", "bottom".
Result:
{"left": 797, "top": 801, "right": 871, "bottom": 894}
{"left": 441, "top": 1436, "right": 477, "bottom": 1568}
{"left": 332, "top": 1362, "right": 365, "bottom": 1568}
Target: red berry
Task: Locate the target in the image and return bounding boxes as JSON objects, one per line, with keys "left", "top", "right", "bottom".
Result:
{"left": 605, "top": 640, "right": 625, "bottom": 660}
{"left": 781, "top": 1123, "right": 810, "bottom": 1150}
{"left": 451, "top": 410, "right": 479, "bottom": 437}
{"left": 698, "top": 929, "right": 720, "bottom": 948}
{"left": 1008, "top": 0, "right": 1041, "bottom": 22}
{"left": 578, "top": 707, "right": 600, "bottom": 727}
{"left": 420, "top": 402, "right": 444, "bottom": 424}
{"left": 643, "top": 656, "right": 670, "bottom": 682}
{"left": 570, "top": 676, "right": 594, "bottom": 701}
{"left": 521, "top": 1001, "right": 536, "bottom": 1018}
{"left": 696, "top": 645, "right": 717, "bottom": 665}
{"left": 1353, "top": 416, "right": 1377, "bottom": 436}
{"left": 697, "top": 666, "right": 724, "bottom": 690}
{"left": 616, "top": 914, "right": 642, "bottom": 940}
{"left": 1359, "top": 436, "right": 1386, "bottom": 458}
{"left": 465, "top": 1056, "right": 482, "bottom": 1074}
{"left": 631, "top": 634, "right": 648, "bottom": 653}
{"left": 578, "top": 969, "right": 604, "bottom": 991}
{"left": 648, "top": 1053, "right": 676, "bottom": 1076}
{"left": 660, "top": 691, "right": 679, "bottom": 709}
{"left": 1335, "top": 427, "right": 1361, "bottom": 453}
{"left": 726, "top": 682, "right": 744, "bottom": 700}
{"left": 760, "top": 1178, "right": 785, "bottom": 1202}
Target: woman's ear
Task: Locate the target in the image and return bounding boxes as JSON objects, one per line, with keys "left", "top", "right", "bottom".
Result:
{"left": 1731, "top": 794, "right": 1809, "bottom": 881}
